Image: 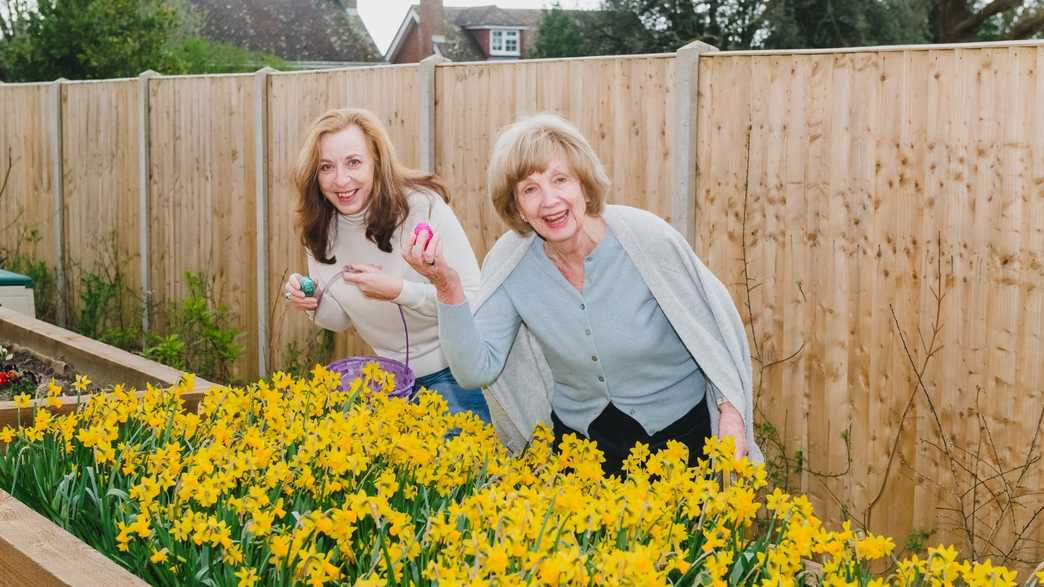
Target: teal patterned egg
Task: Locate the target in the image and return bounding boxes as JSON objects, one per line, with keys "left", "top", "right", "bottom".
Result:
{"left": 299, "top": 276, "right": 316, "bottom": 297}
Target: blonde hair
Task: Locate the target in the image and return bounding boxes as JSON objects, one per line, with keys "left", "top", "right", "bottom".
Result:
{"left": 293, "top": 108, "right": 447, "bottom": 263}
{"left": 487, "top": 113, "right": 610, "bottom": 235}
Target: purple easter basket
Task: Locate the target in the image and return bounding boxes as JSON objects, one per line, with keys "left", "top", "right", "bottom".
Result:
{"left": 326, "top": 354, "right": 415, "bottom": 398}
{"left": 316, "top": 268, "right": 416, "bottom": 398}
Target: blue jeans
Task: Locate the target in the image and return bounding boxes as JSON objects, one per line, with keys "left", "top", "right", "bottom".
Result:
{"left": 413, "top": 368, "right": 491, "bottom": 423}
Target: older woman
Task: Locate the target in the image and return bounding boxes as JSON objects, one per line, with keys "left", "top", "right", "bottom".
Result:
{"left": 283, "top": 108, "right": 489, "bottom": 422}
{"left": 404, "top": 114, "right": 760, "bottom": 474}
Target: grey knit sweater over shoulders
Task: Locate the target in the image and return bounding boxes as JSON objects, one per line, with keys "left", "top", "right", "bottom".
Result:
{"left": 474, "top": 205, "right": 763, "bottom": 463}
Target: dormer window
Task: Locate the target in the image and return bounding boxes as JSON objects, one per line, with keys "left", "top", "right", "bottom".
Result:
{"left": 490, "top": 28, "right": 520, "bottom": 56}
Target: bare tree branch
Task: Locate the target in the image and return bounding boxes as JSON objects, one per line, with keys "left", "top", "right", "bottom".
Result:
{"left": 0, "top": 147, "right": 12, "bottom": 202}
{"left": 1008, "top": 6, "right": 1044, "bottom": 38}
{"left": 952, "top": 0, "right": 1023, "bottom": 38}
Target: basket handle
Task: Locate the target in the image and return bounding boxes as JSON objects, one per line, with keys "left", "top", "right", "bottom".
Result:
{"left": 399, "top": 305, "right": 409, "bottom": 369}
{"left": 313, "top": 267, "right": 410, "bottom": 370}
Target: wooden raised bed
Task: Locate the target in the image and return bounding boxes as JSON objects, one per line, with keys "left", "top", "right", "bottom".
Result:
{"left": 0, "top": 489, "right": 148, "bottom": 586}
{"left": 0, "top": 307, "right": 216, "bottom": 584}
{"left": 0, "top": 307, "right": 213, "bottom": 428}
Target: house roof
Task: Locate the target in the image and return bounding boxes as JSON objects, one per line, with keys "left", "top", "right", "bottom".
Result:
{"left": 435, "top": 7, "right": 488, "bottom": 61}
{"left": 388, "top": 4, "right": 549, "bottom": 62}
{"left": 452, "top": 5, "right": 543, "bottom": 29}
{"left": 189, "top": 0, "right": 383, "bottom": 64}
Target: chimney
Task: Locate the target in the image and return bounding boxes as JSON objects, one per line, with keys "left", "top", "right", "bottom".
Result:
{"left": 343, "top": 0, "right": 358, "bottom": 14}
{"left": 418, "top": 0, "right": 445, "bottom": 59}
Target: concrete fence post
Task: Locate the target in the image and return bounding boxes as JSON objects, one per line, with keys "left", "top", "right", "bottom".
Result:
{"left": 137, "top": 70, "right": 158, "bottom": 334}
{"left": 50, "top": 78, "right": 67, "bottom": 327}
{"left": 254, "top": 67, "right": 275, "bottom": 377}
{"left": 671, "top": 41, "right": 718, "bottom": 247}
{"left": 418, "top": 55, "right": 449, "bottom": 173}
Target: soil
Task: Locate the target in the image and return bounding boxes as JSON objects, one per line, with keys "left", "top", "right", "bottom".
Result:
{"left": 0, "top": 346, "right": 77, "bottom": 401}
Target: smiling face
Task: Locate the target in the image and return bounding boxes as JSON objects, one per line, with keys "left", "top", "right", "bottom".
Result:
{"left": 317, "top": 124, "right": 375, "bottom": 216}
{"left": 514, "top": 156, "right": 588, "bottom": 244}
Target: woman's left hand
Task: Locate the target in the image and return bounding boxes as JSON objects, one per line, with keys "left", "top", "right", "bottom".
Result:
{"left": 341, "top": 264, "right": 404, "bottom": 301}
{"left": 717, "top": 401, "right": 747, "bottom": 459}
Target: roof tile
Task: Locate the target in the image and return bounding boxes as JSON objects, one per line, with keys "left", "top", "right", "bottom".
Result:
{"left": 189, "top": 0, "right": 383, "bottom": 63}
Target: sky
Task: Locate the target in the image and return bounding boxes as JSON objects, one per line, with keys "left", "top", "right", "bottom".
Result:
{"left": 358, "top": 0, "right": 602, "bottom": 55}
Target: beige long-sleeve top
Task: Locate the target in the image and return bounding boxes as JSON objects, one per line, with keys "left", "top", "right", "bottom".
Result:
{"left": 308, "top": 190, "right": 481, "bottom": 378}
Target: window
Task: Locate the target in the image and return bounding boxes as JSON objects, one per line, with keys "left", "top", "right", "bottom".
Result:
{"left": 490, "top": 29, "right": 520, "bottom": 56}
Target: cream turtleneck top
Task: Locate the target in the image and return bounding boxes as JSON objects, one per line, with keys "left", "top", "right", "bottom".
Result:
{"left": 307, "top": 191, "right": 481, "bottom": 377}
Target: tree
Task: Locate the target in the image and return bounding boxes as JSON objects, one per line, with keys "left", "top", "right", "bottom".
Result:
{"left": 529, "top": 2, "right": 655, "bottom": 57}
{"left": 0, "top": 0, "right": 286, "bottom": 82}
{"left": 534, "top": 0, "right": 1041, "bottom": 57}
{"left": 931, "top": 0, "right": 1044, "bottom": 42}
{"left": 0, "top": 0, "right": 185, "bottom": 81}
{"left": 166, "top": 37, "right": 287, "bottom": 75}
{"left": 594, "top": 0, "right": 768, "bottom": 52}
{"left": 529, "top": 4, "right": 586, "bottom": 58}
{"left": 761, "top": 0, "right": 931, "bottom": 49}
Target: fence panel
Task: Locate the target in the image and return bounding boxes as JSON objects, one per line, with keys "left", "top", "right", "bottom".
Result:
{"left": 694, "top": 45, "right": 1044, "bottom": 563}
{"left": 0, "top": 84, "right": 59, "bottom": 275}
{"left": 148, "top": 74, "right": 259, "bottom": 380}
{"left": 61, "top": 80, "right": 142, "bottom": 331}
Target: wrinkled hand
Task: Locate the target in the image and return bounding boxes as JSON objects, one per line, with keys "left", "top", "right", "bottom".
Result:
{"left": 284, "top": 273, "right": 320, "bottom": 311}
{"left": 717, "top": 401, "right": 748, "bottom": 459}
{"left": 401, "top": 224, "right": 465, "bottom": 305}
{"left": 341, "top": 264, "right": 403, "bottom": 301}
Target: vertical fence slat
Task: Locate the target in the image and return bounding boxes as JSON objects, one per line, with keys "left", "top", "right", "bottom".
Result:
{"left": 255, "top": 68, "right": 273, "bottom": 377}
{"left": 138, "top": 71, "right": 157, "bottom": 332}
{"left": 418, "top": 56, "right": 447, "bottom": 173}
{"left": 50, "top": 79, "right": 67, "bottom": 327}
{"left": 672, "top": 41, "right": 717, "bottom": 245}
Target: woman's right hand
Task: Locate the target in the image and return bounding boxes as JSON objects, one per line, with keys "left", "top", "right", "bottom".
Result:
{"left": 284, "top": 273, "right": 320, "bottom": 312}
{"left": 402, "top": 225, "right": 466, "bottom": 305}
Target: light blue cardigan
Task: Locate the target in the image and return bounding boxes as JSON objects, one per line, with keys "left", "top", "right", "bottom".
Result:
{"left": 464, "top": 205, "right": 763, "bottom": 462}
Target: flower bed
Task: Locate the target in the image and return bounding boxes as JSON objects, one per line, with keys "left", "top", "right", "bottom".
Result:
{"left": 0, "top": 361, "right": 1039, "bottom": 586}
{"left": 0, "top": 307, "right": 211, "bottom": 428}
{"left": 0, "top": 343, "right": 75, "bottom": 399}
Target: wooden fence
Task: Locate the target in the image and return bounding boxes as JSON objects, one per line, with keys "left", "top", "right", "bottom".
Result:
{"left": 0, "top": 40, "right": 1041, "bottom": 568}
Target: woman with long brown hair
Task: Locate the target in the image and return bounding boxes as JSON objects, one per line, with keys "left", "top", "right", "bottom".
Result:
{"left": 283, "top": 108, "right": 488, "bottom": 422}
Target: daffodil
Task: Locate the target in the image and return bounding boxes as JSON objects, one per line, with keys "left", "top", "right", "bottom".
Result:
{"left": 0, "top": 365, "right": 1025, "bottom": 586}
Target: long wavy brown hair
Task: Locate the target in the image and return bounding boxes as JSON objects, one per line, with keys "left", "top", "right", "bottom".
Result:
{"left": 293, "top": 108, "right": 448, "bottom": 264}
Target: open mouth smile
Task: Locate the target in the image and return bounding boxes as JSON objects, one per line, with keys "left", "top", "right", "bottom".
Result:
{"left": 335, "top": 188, "right": 359, "bottom": 205}
{"left": 543, "top": 209, "right": 569, "bottom": 228}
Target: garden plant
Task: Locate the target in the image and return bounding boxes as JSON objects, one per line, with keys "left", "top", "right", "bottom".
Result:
{"left": 1, "top": 364, "right": 1040, "bottom": 586}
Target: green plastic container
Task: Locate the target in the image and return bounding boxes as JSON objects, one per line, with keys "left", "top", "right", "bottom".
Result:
{"left": 0, "top": 269, "right": 35, "bottom": 318}
{"left": 0, "top": 269, "right": 33, "bottom": 288}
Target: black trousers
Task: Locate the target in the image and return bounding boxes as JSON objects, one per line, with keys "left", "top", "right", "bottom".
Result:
{"left": 551, "top": 398, "right": 711, "bottom": 477}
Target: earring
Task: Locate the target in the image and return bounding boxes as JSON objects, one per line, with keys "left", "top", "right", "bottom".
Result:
{"left": 520, "top": 215, "right": 529, "bottom": 224}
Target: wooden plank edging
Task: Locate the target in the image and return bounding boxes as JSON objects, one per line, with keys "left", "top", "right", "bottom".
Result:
{"left": 0, "top": 489, "right": 147, "bottom": 586}
{"left": 0, "top": 307, "right": 213, "bottom": 428}
{"left": 0, "top": 308, "right": 216, "bottom": 584}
